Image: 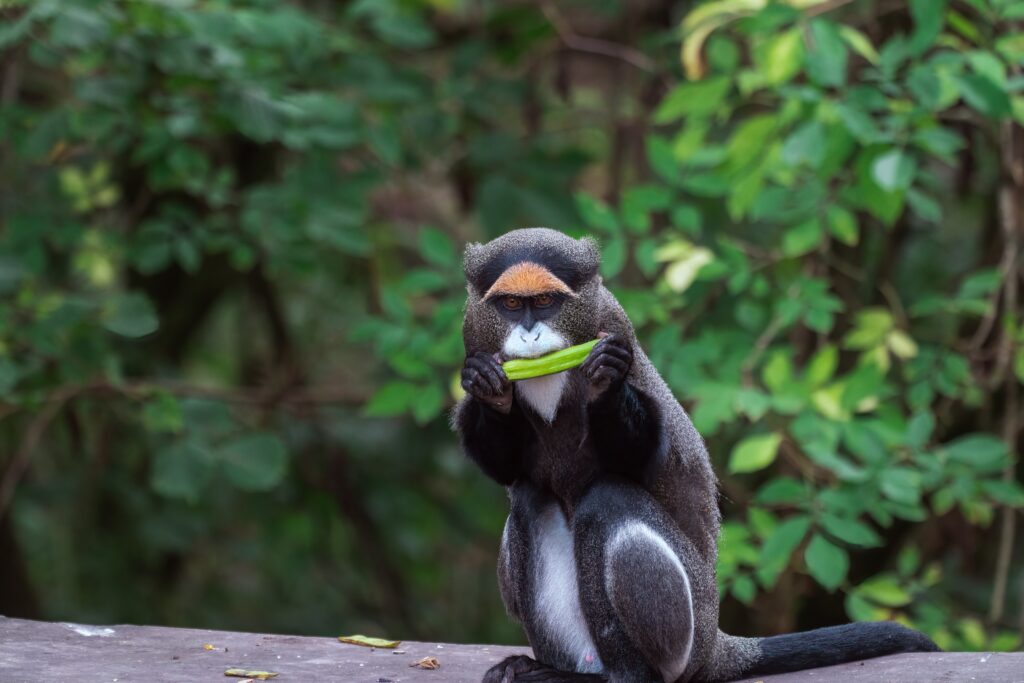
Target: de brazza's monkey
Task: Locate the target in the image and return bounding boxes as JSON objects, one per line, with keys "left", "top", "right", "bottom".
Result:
{"left": 454, "top": 228, "right": 938, "bottom": 683}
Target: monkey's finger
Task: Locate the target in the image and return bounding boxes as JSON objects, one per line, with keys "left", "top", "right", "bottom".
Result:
{"left": 581, "top": 355, "right": 622, "bottom": 381}
{"left": 469, "top": 362, "right": 504, "bottom": 395}
{"left": 594, "top": 341, "right": 632, "bottom": 363}
{"left": 578, "top": 353, "right": 599, "bottom": 374}
{"left": 589, "top": 358, "right": 626, "bottom": 378}
{"left": 590, "top": 334, "right": 630, "bottom": 357}
{"left": 477, "top": 359, "right": 508, "bottom": 393}
{"left": 592, "top": 366, "right": 620, "bottom": 385}
{"left": 597, "top": 354, "right": 631, "bottom": 376}
{"left": 472, "top": 351, "right": 506, "bottom": 376}
{"left": 463, "top": 368, "right": 497, "bottom": 396}
{"left": 460, "top": 369, "right": 481, "bottom": 394}
{"left": 471, "top": 351, "right": 501, "bottom": 370}
{"left": 585, "top": 346, "right": 629, "bottom": 369}
{"left": 597, "top": 333, "right": 631, "bottom": 351}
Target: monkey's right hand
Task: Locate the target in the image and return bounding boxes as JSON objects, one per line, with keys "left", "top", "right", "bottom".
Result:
{"left": 461, "top": 352, "right": 514, "bottom": 413}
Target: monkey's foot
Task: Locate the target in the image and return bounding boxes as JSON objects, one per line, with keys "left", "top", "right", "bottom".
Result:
{"left": 482, "top": 655, "right": 606, "bottom": 683}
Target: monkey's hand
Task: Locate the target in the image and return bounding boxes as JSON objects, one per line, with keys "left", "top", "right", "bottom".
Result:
{"left": 461, "top": 352, "right": 514, "bottom": 413}
{"left": 580, "top": 332, "right": 632, "bottom": 402}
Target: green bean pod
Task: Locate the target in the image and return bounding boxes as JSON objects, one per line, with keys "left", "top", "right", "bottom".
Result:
{"left": 502, "top": 338, "right": 600, "bottom": 381}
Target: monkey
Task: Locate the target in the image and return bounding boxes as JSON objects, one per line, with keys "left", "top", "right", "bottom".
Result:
{"left": 453, "top": 228, "right": 939, "bottom": 683}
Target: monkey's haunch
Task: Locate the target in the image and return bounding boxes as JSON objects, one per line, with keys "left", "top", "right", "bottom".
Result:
{"left": 502, "top": 339, "right": 600, "bottom": 381}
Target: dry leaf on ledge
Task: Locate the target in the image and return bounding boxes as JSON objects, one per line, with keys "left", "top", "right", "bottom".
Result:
{"left": 410, "top": 656, "right": 441, "bottom": 670}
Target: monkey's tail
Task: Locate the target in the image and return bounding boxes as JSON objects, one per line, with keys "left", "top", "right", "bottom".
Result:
{"left": 708, "top": 622, "right": 940, "bottom": 682}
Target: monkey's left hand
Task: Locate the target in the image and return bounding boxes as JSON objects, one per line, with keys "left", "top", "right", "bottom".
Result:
{"left": 580, "top": 332, "right": 632, "bottom": 402}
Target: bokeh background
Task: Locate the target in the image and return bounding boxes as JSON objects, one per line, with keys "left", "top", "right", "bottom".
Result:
{"left": 1, "top": 0, "right": 1023, "bottom": 653}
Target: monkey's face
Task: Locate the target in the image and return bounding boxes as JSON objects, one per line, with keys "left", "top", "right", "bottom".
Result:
{"left": 483, "top": 260, "right": 577, "bottom": 358}
{"left": 490, "top": 291, "right": 569, "bottom": 359}
{"left": 462, "top": 229, "right": 603, "bottom": 358}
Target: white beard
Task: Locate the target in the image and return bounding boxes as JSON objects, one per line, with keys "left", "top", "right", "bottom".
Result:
{"left": 503, "top": 322, "right": 569, "bottom": 422}
{"left": 502, "top": 322, "right": 567, "bottom": 359}
{"left": 516, "top": 372, "right": 568, "bottom": 423}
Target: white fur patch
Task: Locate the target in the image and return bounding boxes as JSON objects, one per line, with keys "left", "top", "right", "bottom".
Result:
{"left": 534, "top": 507, "right": 603, "bottom": 674}
{"left": 605, "top": 522, "right": 694, "bottom": 683}
{"left": 502, "top": 322, "right": 566, "bottom": 359}
{"left": 516, "top": 371, "right": 568, "bottom": 423}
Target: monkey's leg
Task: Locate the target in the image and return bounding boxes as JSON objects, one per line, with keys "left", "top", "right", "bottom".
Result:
{"left": 487, "top": 481, "right": 607, "bottom": 683}
{"left": 574, "top": 478, "right": 702, "bottom": 683}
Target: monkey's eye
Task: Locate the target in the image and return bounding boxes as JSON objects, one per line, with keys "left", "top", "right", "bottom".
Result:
{"left": 534, "top": 294, "right": 554, "bottom": 308}
{"left": 502, "top": 296, "right": 523, "bottom": 311}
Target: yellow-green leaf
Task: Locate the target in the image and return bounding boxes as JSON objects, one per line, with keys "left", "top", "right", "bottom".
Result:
{"left": 857, "top": 575, "right": 912, "bottom": 606}
{"left": 680, "top": 0, "right": 766, "bottom": 79}
{"left": 762, "top": 29, "right": 804, "bottom": 85}
{"left": 338, "top": 634, "right": 401, "bottom": 649}
{"left": 839, "top": 25, "right": 880, "bottom": 63}
{"left": 729, "top": 432, "right": 783, "bottom": 474}
{"left": 887, "top": 330, "right": 919, "bottom": 359}
{"left": 225, "top": 670, "right": 279, "bottom": 680}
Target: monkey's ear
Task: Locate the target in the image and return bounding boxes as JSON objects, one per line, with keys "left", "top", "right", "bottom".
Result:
{"left": 579, "top": 235, "right": 601, "bottom": 280}
{"left": 462, "top": 241, "right": 486, "bottom": 291}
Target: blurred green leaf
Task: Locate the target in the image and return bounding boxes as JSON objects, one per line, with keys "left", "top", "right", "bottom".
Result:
{"left": 805, "top": 19, "right": 848, "bottom": 87}
{"left": 804, "top": 534, "right": 849, "bottom": 590}
{"left": 655, "top": 77, "right": 731, "bottom": 123}
{"left": 858, "top": 575, "right": 912, "bottom": 606}
{"left": 757, "top": 514, "right": 811, "bottom": 588}
{"left": 103, "top": 293, "right": 159, "bottom": 338}
{"left": 909, "top": 0, "right": 947, "bottom": 54}
{"left": 151, "top": 440, "right": 214, "bottom": 503}
{"left": 957, "top": 75, "right": 1012, "bottom": 117}
{"left": 820, "top": 514, "right": 883, "bottom": 547}
{"left": 575, "top": 194, "right": 619, "bottom": 234}
{"left": 782, "top": 218, "right": 823, "bottom": 257}
{"left": 871, "top": 149, "right": 916, "bottom": 191}
{"left": 762, "top": 28, "right": 804, "bottom": 85}
{"left": 364, "top": 381, "right": 418, "bottom": 417}
{"left": 755, "top": 477, "right": 807, "bottom": 505}
{"left": 419, "top": 228, "right": 457, "bottom": 268}
{"left": 220, "top": 433, "right": 288, "bottom": 492}
{"left": 941, "top": 434, "right": 1009, "bottom": 471}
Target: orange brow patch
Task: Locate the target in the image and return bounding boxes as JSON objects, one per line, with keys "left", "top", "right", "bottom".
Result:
{"left": 483, "top": 261, "right": 575, "bottom": 300}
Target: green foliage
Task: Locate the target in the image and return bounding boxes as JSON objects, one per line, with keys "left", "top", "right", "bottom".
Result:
{"left": 1, "top": 0, "right": 1022, "bottom": 652}
{"left": 666, "top": 0, "right": 1024, "bottom": 650}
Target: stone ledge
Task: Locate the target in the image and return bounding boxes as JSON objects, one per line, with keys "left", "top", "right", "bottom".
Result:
{"left": 0, "top": 617, "right": 1020, "bottom": 683}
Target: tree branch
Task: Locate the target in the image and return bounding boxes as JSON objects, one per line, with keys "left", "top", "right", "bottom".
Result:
{"left": 989, "top": 119, "right": 1022, "bottom": 626}
{"left": 541, "top": 2, "right": 657, "bottom": 73}
{"left": 0, "top": 385, "right": 81, "bottom": 521}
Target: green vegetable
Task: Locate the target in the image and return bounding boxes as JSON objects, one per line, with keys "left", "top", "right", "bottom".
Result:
{"left": 502, "top": 339, "right": 600, "bottom": 381}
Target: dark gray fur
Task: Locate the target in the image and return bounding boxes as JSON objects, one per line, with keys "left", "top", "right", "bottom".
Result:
{"left": 454, "top": 228, "right": 937, "bottom": 683}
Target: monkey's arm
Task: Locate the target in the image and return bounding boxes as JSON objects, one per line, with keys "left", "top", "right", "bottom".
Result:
{"left": 457, "top": 352, "right": 530, "bottom": 485}
{"left": 589, "top": 380, "right": 665, "bottom": 476}
{"left": 456, "top": 398, "right": 530, "bottom": 485}
{"left": 582, "top": 334, "right": 666, "bottom": 478}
